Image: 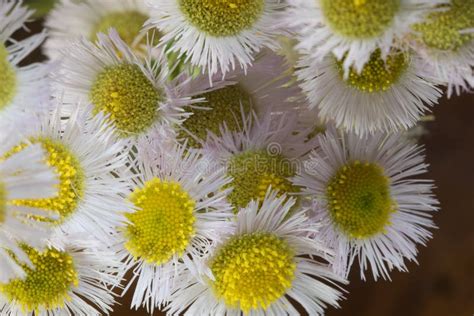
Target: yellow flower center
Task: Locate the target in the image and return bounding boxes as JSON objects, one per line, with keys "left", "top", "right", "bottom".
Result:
{"left": 0, "top": 245, "right": 79, "bottom": 312}
{"left": 179, "top": 0, "right": 266, "bottom": 37}
{"left": 0, "top": 44, "right": 17, "bottom": 110}
{"left": 320, "top": 0, "right": 400, "bottom": 39}
{"left": 336, "top": 49, "right": 409, "bottom": 93}
{"left": 326, "top": 161, "right": 395, "bottom": 239}
{"left": 91, "top": 11, "right": 157, "bottom": 48}
{"left": 226, "top": 150, "right": 297, "bottom": 210}
{"left": 413, "top": 0, "right": 474, "bottom": 51}
{"left": 125, "top": 178, "right": 196, "bottom": 264}
{"left": 90, "top": 63, "right": 162, "bottom": 137}
{"left": 211, "top": 232, "right": 296, "bottom": 313}
{"left": 8, "top": 138, "right": 85, "bottom": 223}
{"left": 179, "top": 85, "right": 253, "bottom": 148}
{"left": 0, "top": 181, "right": 6, "bottom": 223}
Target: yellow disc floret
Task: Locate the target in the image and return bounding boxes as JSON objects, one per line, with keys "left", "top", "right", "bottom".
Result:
{"left": 413, "top": 0, "right": 474, "bottom": 51}
{"left": 125, "top": 178, "right": 196, "bottom": 264}
{"left": 320, "top": 0, "right": 400, "bottom": 39}
{"left": 9, "top": 138, "right": 85, "bottom": 223}
{"left": 179, "top": 0, "right": 265, "bottom": 37}
{"left": 226, "top": 150, "right": 297, "bottom": 210}
{"left": 0, "top": 181, "right": 6, "bottom": 223}
{"left": 0, "top": 245, "right": 79, "bottom": 312}
{"left": 0, "top": 44, "right": 17, "bottom": 110}
{"left": 91, "top": 11, "right": 157, "bottom": 48}
{"left": 326, "top": 161, "right": 396, "bottom": 239}
{"left": 336, "top": 49, "right": 409, "bottom": 93}
{"left": 210, "top": 232, "right": 296, "bottom": 312}
{"left": 90, "top": 63, "right": 162, "bottom": 137}
{"left": 179, "top": 85, "right": 253, "bottom": 148}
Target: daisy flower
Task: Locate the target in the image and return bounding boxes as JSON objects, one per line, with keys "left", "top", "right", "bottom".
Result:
{"left": 7, "top": 105, "right": 131, "bottom": 243}
{"left": 0, "top": 233, "right": 122, "bottom": 315}
{"left": 178, "top": 49, "right": 299, "bottom": 148}
{"left": 0, "top": 0, "right": 48, "bottom": 124}
{"left": 293, "top": 126, "right": 439, "bottom": 280}
{"left": 52, "top": 30, "right": 193, "bottom": 141}
{"left": 202, "top": 112, "right": 315, "bottom": 211}
{"left": 166, "top": 192, "right": 346, "bottom": 315}
{"left": 147, "top": 0, "right": 285, "bottom": 76}
{"left": 44, "top": 0, "right": 154, "bottom": 59}
{"left": 118, "top": 140, "right": 234, "bottom": 312}
{"left": 297, "top": 49, "right": 442, "bottom": 135}
{"left": 0, "top": 124, "right": 58, "bottom": 283}
{"left": 286, "top": 0, "right": 447, "bottom": 73}
{"left": 411, "top": 0, "right": 474, "bottom": 97}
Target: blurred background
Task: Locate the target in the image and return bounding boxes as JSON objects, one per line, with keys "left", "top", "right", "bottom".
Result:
{"left": 22, "top": 11, "right": 473, "bottom": 316}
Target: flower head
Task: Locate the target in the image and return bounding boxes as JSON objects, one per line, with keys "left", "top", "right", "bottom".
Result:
{"left": 52, "top": 30, "right": 194, "bottom": 141}
{"left": 147, "top": 0, "right": 285, "bottom": 76}
{"left": 166, "top": 192, "right": 346, "bottom": 315}
{"left": 8, "top": 105, "right": 131, "bottom": 244}
{"left": 178, "top": 50, "right": 299, "bottom": 148}
{"left": 44, "top": 0, "right": 155, "bottom": 59}
{"left": 286, "top": 0, "right": 447, "bottom": 73}
{"left": 118, "top": 140, "right": 234, "bottom": 312}
{"left": 0, "top": 233, "right": 122, "bottom": 315}
{"left": 294, "top": 126, "right": 438, "bottom": 280}
{"left": 297, "top": 49, "right": 441, "bottom": 135}
{"left": 202, "top": 111, "right": 316, "bottom": 211}
{"left": 411, "top": 0, "right": 474, "bottom": 96}
{"left": 0, "top": 0, "right": 49, "bottom": 125}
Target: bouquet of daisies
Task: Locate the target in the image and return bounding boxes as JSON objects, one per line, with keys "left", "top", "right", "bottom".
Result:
{"left": 0, "top": 0, "right": 472, "bottom": 315}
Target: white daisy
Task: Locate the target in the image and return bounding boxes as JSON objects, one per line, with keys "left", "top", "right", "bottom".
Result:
{"left": 52, "top": 30, "right": 194, "bottom": 141}
{"left": 201, "top": 111, "right": 316, "bottom": 211}
{"left": 147, "top": 0, "right": 285, "bottom": 76}
{"left": 293, "top": 126, "right": 439, "bottom": 280}
{"left": 410, "top": 0, "right": 474, "bottom": 97}
{"left": 0, "top": 124, "right": 58, "bottom": 283}
{"left": 166, "top": 192, "right": 346, "bottom": 315}
{"left": 7, "top": 105, "right": 131, "bottom": 244}
{"left": 0, "top": 233, "right": 122, "bottom": 315}
{"left": 297, "top": 49, "right": 442, "bottom": 135}
{"left": 177, "top": 49, "right": 300, "bottom": 148}
{"left": 286, "top": 0, "right": 447, "bottom": 73}
{"left": 0, "top": 0, "right": 49, "bottom": 125}
{"left": 44, "top": 0, "right": 154, "bottom": 59}
{"left": 118, "top": 140, "right": 234, "bottom": 313}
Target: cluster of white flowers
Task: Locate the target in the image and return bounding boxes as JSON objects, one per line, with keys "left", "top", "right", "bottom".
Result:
{"left": 0, "top": 0, "right": 471, "bottom": 315}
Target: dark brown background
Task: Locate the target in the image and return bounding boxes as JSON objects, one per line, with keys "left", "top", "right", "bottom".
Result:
{"left": 23, "top": 18, "right": 473, "bottom": 316}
